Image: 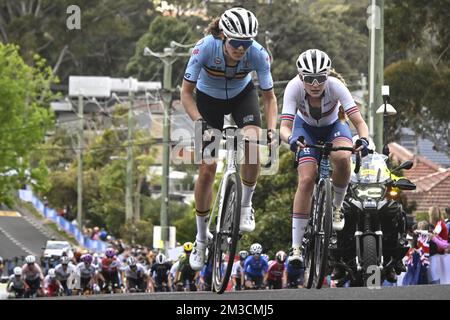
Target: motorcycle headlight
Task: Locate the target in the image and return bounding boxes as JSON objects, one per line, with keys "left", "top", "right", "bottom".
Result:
{"left": 355, "top": 185, "right": 385, "bottom": 200}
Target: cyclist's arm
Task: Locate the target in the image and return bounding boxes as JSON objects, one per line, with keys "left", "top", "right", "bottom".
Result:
{"left": 280, "top": 77, "right": 299, "bottom": 143}
{"left": 261, "top": 89, "right": 278, "bottom": 132}
{"left": 181, "top": 80, "right": 202, "bottom": 121}
{"left": 334, "top": 79, "right": 369, "bottom": 140}
{"left": 348, "top": 112, "right": 369, "bottom": 141}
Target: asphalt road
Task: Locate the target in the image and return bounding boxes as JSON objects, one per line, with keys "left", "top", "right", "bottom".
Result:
{"left": 0, "top": 214, "right": 51, "bottom": 260}
{"left": 45, "top": 284, "right": 450, "bottom": 300}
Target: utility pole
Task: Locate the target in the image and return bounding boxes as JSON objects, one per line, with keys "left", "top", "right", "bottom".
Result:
{"left": 360, "top": 73, "right": 368, "bottom": 123}
{"left": 368, "top": 0, "right": 384, "bottom": 152}
{"left": 77, "top": 95, "right": 84, "bottom": 229}
{"left": 144, "top": 45, "right": 191, "bottom": 251}
{"left": 125, "top": 88, "right": 134, "bottom": 223}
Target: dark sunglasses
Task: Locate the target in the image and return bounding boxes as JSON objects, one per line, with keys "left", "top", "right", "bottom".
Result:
{"left": 228, "top": 38, "right": 253, "bottom": 50}
{"left": 303, "top": 74, "right": 328, "bottom": 85}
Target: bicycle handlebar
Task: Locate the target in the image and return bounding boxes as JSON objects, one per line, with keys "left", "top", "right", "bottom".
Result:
{"left": 294, "top": 136, "right": 361, "bottom": 174}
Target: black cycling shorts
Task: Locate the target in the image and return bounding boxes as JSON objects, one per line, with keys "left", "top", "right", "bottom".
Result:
{"left": 196, "top": 81, "right": 262, "bottom": 130}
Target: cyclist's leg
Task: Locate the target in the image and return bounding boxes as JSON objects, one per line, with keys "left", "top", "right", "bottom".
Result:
{"left": 232, "top": 83, "right": 262, "bottom": 219}
{"left": 327, "top": 121, "right": 353, "bottom": 207}
{"left": 327, "top": 120, "right": 353, "bottom": 232}
{"left": 290, "top": 117, "right": 318, "bottom": 261}
{"left": 193, "top": 90, "right": 225, "bottom": 244}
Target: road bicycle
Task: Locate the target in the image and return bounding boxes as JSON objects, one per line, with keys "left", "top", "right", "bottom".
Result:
{"left": 203, "top": 125, "right": 274, "bottom": 293}
{"left": 295, "top": 136, "right": 361, "bottom": 289}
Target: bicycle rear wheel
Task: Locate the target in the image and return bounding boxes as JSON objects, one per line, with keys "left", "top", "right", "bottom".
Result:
{"left": 313, "top": 179, "right": 332, "bottom": 289}
{"left": 212, "top": 172, "right": 242, "bottom": 294}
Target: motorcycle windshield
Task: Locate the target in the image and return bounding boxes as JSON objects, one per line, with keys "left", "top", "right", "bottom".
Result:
{"left": 351, "top": 153, "right": 390, "bottom": 184}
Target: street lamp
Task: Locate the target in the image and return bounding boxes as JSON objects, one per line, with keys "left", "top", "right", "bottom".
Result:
{"left": 376, "top": 85, "right": 397, "bottom": 157}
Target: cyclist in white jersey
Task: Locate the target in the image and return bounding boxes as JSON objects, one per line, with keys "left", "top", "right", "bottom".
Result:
{"left": 231, "top": 250, "right": 248, "bottom": 290}
{"left": 181, "top": 7, "right": 278, "bottom": 271}
{"left": 54, "top": 256, "right": 76, "bottom": 295}
{"left": 21, "top": 255, "right": 44, "bottom": 297}
{"left": 279, "top": 49, "right": 370, "bottom": 268}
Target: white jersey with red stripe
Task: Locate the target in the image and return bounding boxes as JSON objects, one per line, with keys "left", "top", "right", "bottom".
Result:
{"left": 281, "top": 76, "right": 359, "bottom": 127}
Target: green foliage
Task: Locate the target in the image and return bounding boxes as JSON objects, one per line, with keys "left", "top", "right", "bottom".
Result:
{"left": 384, "top": 1, "right": 450, "bottom": 153}
{"left": 241, "top": 147, "right": 296, "bottom": 258}
{"left": 120, "top": 220, "right": 154, "bottom": 247}
{"left": 127, "top": 15, "right": 203, "bottom": 84}
{"left": 0, "top": 43, "right": 56, "bottom": 205}
{"left": 0, "top": 0, "right": 156, "bottom": 83}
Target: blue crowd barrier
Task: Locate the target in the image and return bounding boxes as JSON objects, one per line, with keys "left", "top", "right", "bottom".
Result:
{"left": 19, "top": 189, "right": 108, "bottom": 253}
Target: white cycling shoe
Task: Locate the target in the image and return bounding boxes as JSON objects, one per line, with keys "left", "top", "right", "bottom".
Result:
{"left": 288, "top": 245, "right": 303, "bottom": 266}
{"left": 189, "top": 231, "right": 213, "bottom": 271}
{"left": 332, "top": 206, "right": 345, "bottom": 231}
{"left": 239, "top": 206, "right": 255, "bottom": 232}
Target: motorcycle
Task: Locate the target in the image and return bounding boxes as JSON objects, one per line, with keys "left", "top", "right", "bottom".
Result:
{"left": 329, "top": 152, "right": 416, "bottom": 287}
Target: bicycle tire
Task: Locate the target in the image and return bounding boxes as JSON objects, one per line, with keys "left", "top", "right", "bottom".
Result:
{"left": 302, "top": 194, "right": 316, "bottom": 289}
{"left": 212, "top": 172, "right": 242, "bottom": 294}
{"left": 313, "top": 178, "right": 332, "bottom": 289}
{"left": 302, "top": 222, "right": 315, "bottom": 289}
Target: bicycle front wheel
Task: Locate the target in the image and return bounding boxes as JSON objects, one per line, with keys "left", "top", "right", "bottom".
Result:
{"left": 212, "top": 172, "right": 242, "bottom": 294}
{"left": 313, "top": 178, "right": 332, "bottom": 289}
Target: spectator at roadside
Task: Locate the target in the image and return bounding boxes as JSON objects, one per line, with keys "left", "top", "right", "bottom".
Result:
{"left": 427, "top": 206, "right": 449, "bottom": 284}
{"left": 445, "top": 207, "right": 450, "bottom": 241}
{"left": 403, "top": 221, "right": 430, "bottom": 285}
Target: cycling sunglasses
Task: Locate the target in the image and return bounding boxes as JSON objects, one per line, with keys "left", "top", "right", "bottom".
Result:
{"left": 228, "top": 38, "right": 253, "bottom": 50}
{"left": 302, "top": 74, "right": 328, "bottom": 85}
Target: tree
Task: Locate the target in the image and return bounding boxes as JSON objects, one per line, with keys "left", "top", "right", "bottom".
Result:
{"left": 384, "top": 61, "right": 450, "bottom": 154}
{"left": 384, "top": 1, "right": 450, "bottom": 154}
{"left": 0, "top": 0, "right": 157, "bottom": 83}
{"left": 0, "top": 43, "right": 55, "bottom": 205}
{"left": 127, "top": 14, "right": 204, "bottom": 84}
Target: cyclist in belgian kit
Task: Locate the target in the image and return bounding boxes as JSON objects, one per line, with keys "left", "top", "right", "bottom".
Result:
{"left": 181, "top": 7, "right": 278, "bottom": 272}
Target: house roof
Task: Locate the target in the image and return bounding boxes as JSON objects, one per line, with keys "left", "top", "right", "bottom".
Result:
{"left": 389, "top": 142, "right": 450, "bottom": 213}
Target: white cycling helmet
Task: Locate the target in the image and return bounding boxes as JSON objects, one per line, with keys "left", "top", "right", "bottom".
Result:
{"left": 60, "top": 256, "right": 70, "bottom": 265}
{"left": 219, "top": 7, "right": 258, "bottom": 39}
{"left": 296, "top": 49, "right": 331, "bottom": 75}
{"left": 25, "top": 255, "right": 36, "bottom": 264}
{"left": 155, "top": 253, "right": 167, "bottom": 265}
{"left": 48, "top": 268, "right": 56, "bottom": 278}
{"left": 127, "top": 256, "right": 137, "bottom": 267}
{"left": 14, "top": 267, "right": 22, "bottom": 276}
{"left": 250, "top": 243, "right": 263, "bottom": 255}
